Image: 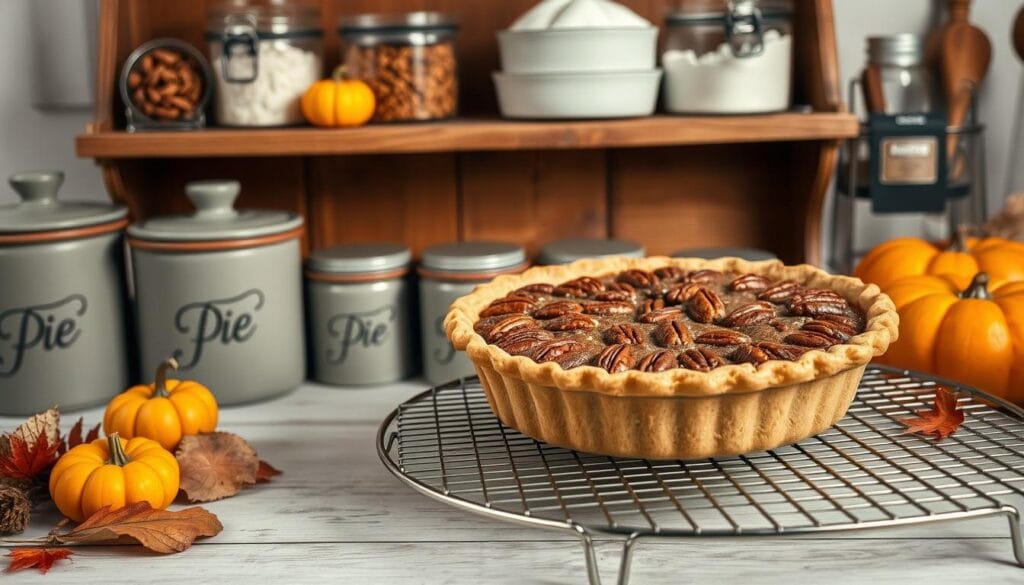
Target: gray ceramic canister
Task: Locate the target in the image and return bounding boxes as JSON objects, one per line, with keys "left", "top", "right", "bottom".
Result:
{"left": 306, "top": 243, "right": 414, "bottom": 386}
{"left": 0, "top": 171, "right": 131, "bottom": 415}
{"left": 419, "top": 241, "right": 526, "bottom": 386}
{"left": 538, "top": 238, "right": 645, "bottom": 265}
{"left": 127, "top": 180, "right": 305, "bottom": 405}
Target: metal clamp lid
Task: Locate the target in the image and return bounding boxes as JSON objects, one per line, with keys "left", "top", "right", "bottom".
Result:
{"left": 220, "top": 13, "right": 259, "bottom": 83}
{"left": 726, "top": 0, "right": 765, "bottom": 58}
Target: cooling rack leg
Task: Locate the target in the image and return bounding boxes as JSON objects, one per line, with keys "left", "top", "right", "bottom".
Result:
{"left": 615, "top": 535, "right": 640, "bottom": 585}
{"left": 1004, "top": 506, "right": 1024, "bottom": 568}
{"left": 577, "top": 531, "right": 603, "bottom": 585}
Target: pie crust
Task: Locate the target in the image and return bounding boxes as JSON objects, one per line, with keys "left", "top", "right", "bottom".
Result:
{"left": 446, "top": 256, "right": 899, "bottom": 460}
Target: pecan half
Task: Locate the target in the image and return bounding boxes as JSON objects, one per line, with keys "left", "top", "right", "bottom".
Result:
{"left": 543, "top": 312, "right": 598, "bottom": 332}
{"left": 665, "top": 282, "right": 703, "bottom": 305}
{"left": 656, "top": 320, "right": 693, "bottom": 347}
{"left": 480, "top": 298, "right": 536, "bottom": 318}
{"left": 800, "top": 320, "right": 852, "bottom": 342}
{"left": 517, "top": 283, "right": 554, "bottom": 295}
{"left": 594, "top": 290, "right": 634, "bottom": 302}
{"left": 728, "top": 273, "right": 771, "bottom": 292}
{"left": 582, "top": 301, "right": 635, "bottom": 316}
{"left": 607, "top": 281, "right": 636, "bottom": 294}
{"left": 757, "top": 280, "right": 802, "bottom": 303}
{"left": 686, "top": 269, "right": 722, "bottom": 284}
{"left": 722, "top": 301, "right": 776, "bottom": 326}
{"left": 755, "top": 342, "right": 808, "bottom": 361}
{"left": 653, "top": 266, "right": 686, "bottom": 280}
{"left": 678, "top": 348, "right": 724, "bottom": 371}
{"left": 732, "top": 344, "right": 770, "bottom": 365}
{"left": 637, "top": 350, "right": 678, "bottom": 372}
{"left": 639, "top": 297, "right": 666, "bottom": 314}
{"left": 788, "top": 298, "right": 850, "bottom": 318}
{"left": 594, "top": 343, "right": 638, "bottom": 373}
{"left": 617, "top": 269, "right": 657, "bottom": 288}
{"left": 604, "top": 323, "right": 646, "bottom": 345}
{"left": 495, "top": 329, "right": 554, "bottom": 355}
{"left": 531, "top": 339, "right": 586, "bottom": 367}
{"left": 817, "top": 314, "right": 862, "bottom": 333}
{"left": 687, "top": 288, "right": 726, "bottom": 323}
{"left": 783, "top": 331, "right": 835, "bottom": 348}
{"left": 533, "top": 301, "right": 584, "bottom": 320}
{"left": 639, "top": 306, "right": 684, "bottom": 323}
{"left": 553, "top": 276, "right": 605, "bottom": 298}
{"left": 485, "top": 314, "right": 537, "bottom": 343}
{"left": 696, "top": 329, "right": 752, "bottom": 346}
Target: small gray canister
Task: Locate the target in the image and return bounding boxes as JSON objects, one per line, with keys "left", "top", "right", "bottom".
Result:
{"left": 127, "top": 180, "right": 305, "bottom": 405}
{"left": 419, "top": 241, "right": 526, "bottom": 385}
{"left": 538, "top": 238, "right": 645, "bottom": 265}
{"left": 306, "top": 243, "right": 414, "bottom": 386}
{"left": 0, "top": 171, "right": 131, "bottom": 415}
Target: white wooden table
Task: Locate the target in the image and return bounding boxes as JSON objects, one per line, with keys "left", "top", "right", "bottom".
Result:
{"left": 3, "top": 380, "right": 1023, "bottom": 584}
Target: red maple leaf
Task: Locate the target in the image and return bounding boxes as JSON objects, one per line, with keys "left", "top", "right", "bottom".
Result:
{"left": 60, "top": 417, "right": 101, "bottom": 454}
{"left": 901, "top": 386, "right": 965, "bottom": 440}
{"left": 5, "top": 548, "right": 73, "bottom": 574}
{"left": 0, "top": 433, "right": 60, "bottom": 480}
{"left": 256, "top": 460, "right": 281, "bottom": 483}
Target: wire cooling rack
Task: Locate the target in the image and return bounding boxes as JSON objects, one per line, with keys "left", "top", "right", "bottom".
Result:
{"left": 377, "top": 366, "right": 1024, "bottom": 585}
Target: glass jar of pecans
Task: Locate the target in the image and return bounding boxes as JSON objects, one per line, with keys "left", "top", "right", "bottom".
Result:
{"left": 339, "top": 12, "right": 458, "bottom": 122}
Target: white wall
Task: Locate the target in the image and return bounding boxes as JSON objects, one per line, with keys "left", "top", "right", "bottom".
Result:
{"left": 0, "top": 0, "right": 1020, "bottom": 264}
{"left": 0, "top": 0, "right": 105, "bottom": 205}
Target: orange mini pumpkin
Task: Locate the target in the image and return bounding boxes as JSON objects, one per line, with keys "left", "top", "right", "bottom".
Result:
{"left": 49, "top": 433, "right": 179, "bottom": 522}
{"left": 103, "top": 358, "right": 218, "bottom": 450}
{"left": 855, "top": 234, "right": 1024, "bottom": 291}
{"left": 879, "top": 272, "right": 1024, "bottom": 404}
{"left": 300, "top": 65, "right": 375, "bottom": 128}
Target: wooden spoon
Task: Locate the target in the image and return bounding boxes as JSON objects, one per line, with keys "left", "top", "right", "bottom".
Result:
{"left": 861, "top": 65, "right": 886, "bottom": 113}
{"left": 940, "top": 0, "right": 991, "bottom": 177}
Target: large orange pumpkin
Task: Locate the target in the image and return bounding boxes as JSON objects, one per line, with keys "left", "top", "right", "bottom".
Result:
{"left": 854, "top": 234, "right": 1024, "bottom": 291}
{"left": 879, "top": 272, "right": 1024, "bottom": 404}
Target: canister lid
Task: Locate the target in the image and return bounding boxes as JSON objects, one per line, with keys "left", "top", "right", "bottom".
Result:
{"left": 308, "top": 243, "right": 411, "bottom": 275}
{"left": 0, "top": 171, "right": 127, "bottom": 234}
{"left": 866, "top": 34, "right": 924, "bottom": 68}
{"left": 538, "top": 238, "right": 645, "bottom": 265}
{"left": 127, "top": 180, "right": 303, "bottom": 242}
{"left": 421, "top": 241, "right": 525, "bottom": 272}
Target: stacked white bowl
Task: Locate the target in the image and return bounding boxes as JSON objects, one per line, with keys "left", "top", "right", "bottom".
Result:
{"left": 493, "top": 0, "right": 662, "bottom": 119}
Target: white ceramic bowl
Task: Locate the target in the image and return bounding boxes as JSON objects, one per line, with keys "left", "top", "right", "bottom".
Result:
{"left": 493, "top": 69, "right": 662, "bottom": 119}
{"left": 497, "top": 27, "right": 658, "bottom": 74}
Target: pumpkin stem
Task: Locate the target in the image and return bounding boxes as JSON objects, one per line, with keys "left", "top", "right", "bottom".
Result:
{"left": 949, "top": 225, "right": 972, "bottom": 252}
{"left": 107, "top": 433, "right": 131, "bottom": 467}
{"left": 961, "top": 272, "right": 992, "bottom": 300}
{"left": 331, "top": 64, "right": 347, "bottom": 83}
{"left": 153, "top": 357, "right": 178, "bottom": 398}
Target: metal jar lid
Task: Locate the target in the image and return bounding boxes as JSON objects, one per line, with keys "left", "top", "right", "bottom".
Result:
{"left": 127, "top": 180, "right": 303, "bottom": 246}
{"left": 866, "top": 34, "right": 924, "bottom": 68}
{"left": 420, "top": 241, "right": 525, "bottom": 274}
{"left": 538, "top": 238, "right": 645, "bottom": 265}
{"left": 0, "top": 170, "right": 128, "bottom": 240}
{"left": 307, "top": 243, "right": 411, "bottom": 276}
{"left": 339, "top": 11, "right": 458, "bottom": 46}
{"left": 206, "top": 3, "right": 322, "bottom": 39}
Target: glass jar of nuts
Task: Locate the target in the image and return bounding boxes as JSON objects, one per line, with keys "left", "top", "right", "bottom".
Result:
{"left": 339, "top": 12, "right": 458, "bottom": 122}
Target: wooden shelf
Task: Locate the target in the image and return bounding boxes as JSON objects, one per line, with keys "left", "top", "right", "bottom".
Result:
{"left": 77, "top": 112, "right": 858, "bottom": 159}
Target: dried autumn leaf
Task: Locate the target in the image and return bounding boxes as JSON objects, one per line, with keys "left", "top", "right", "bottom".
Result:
{"left": 5, "top": 547, "right": 73, "bottom": 574}
{"left": 175, "top": 432, "right": 259, "bottom": 502}
{"left": 256, "top": 460, "right": 281, "bottom": 483}
{"left": 0, "top": 408, "right": 59, "bottom": 458}
{"left": 0, "top": 434, "right": 61, "bottom": 480}
{"left": 52, "top": 502, "right": 222, "bottom": 554}
{"left": 61, "top": 417, "right": 101, "bottom": 454}
{"left": 901, "top": 386, "right": 965, "bottom": 440}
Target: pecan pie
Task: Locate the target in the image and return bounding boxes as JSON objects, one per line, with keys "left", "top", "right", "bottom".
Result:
{"left": 446, "top": 257, "right": 898, "bottom": 460}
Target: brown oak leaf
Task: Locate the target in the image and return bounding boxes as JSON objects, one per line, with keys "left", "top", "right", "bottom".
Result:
{"left": 901, "top": 386, "right": 964, "bottom": 440}
{"left": 60, "top": 417, "right": 101, "bottom": 455}
{"left": 5, "top": 547, "right": 73, "bottom": 574}
{"left": 175, "top": 432, "right": 260, "bottom": 502}
{"left": 0, "top": 434, "right": 61, "bottom": 480}
{"left": 0, "top": 408, "right": 59, "bottom": 458}
{"left": 51, "top": 502, "right": 222, "bottom": 554}
{"left": 256, "top": 460, "right": 281, "bottom": 483}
